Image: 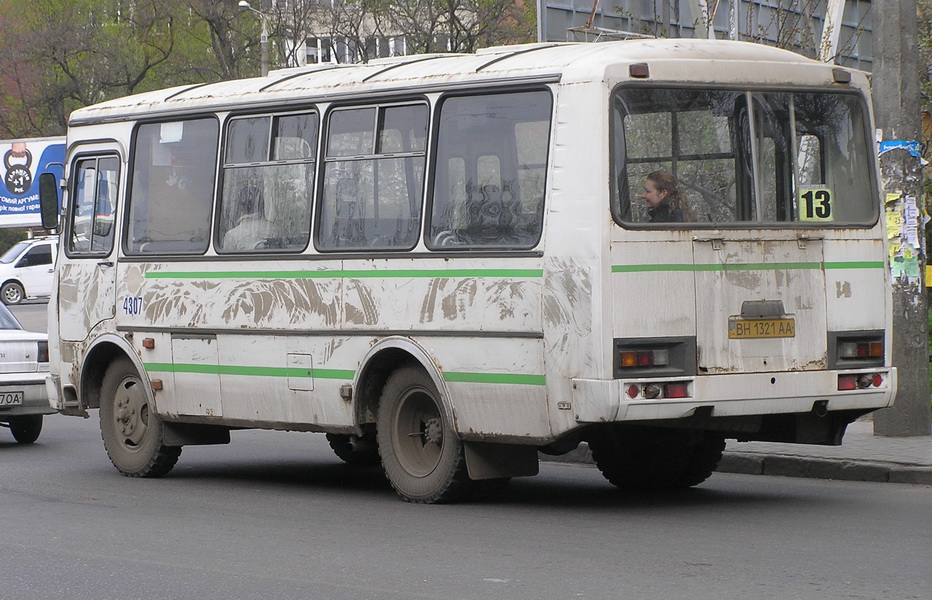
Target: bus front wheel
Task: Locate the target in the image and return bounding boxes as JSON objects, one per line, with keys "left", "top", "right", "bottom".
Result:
{"left": 99, "top": 357, "right": 181, "bottom": 477}
{"left": 376, "top": 365, "right": 471, "bottom": 503}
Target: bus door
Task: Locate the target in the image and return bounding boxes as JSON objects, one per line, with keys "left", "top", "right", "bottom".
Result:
{"left": 59, "top": 145, "right": 120, "bottom": 342}
{"left": 692, "top": 233, "right": 826, "bottom": 374}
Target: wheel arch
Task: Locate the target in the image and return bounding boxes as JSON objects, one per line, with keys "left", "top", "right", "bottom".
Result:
{"left": 80, "top": 335, "right": 151, "bottom": 410}
{"left": 353, "top": 336, "right": 452, "bottom": 432}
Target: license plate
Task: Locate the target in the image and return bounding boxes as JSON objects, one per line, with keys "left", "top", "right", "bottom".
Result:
{"left": 728, "top": 318, "right": 796, "bottom": 339}
{"left": 0, "top": 392, "right": 24, "bottom": 406}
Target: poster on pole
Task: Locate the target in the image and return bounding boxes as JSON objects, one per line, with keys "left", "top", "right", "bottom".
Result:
{"left": 0, "top": 136, "right": 65, "bottom": 228}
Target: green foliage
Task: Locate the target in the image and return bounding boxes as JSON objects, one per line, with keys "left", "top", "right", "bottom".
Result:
{"left": 0, "top": 0, "right": 251, "bottom": 137}
{"left": 0, "top": 0, "right": 537, "bottom": 139}
{"left": 0, "top": 228, "right": 28, "bottom": 256}
{"left": 920, "top": 0, "right": 932, "bottom": 113}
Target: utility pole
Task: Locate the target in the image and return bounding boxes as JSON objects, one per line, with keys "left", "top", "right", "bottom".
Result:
{"left": 872, "top": 0, "right": 932, "bottom": 436}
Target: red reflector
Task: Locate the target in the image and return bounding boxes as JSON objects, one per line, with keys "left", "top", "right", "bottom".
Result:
{"left": 626, "top": 385, "right": 639, "bottom": 399}
{"left": 872, "top": 373, "right": 883, "bottom": 387}
{"left": 838, "top": 375, "right": 857, "bottom": 391}
{"left": 629, "top": 63, "right": 650, "bottom": 78}
{"left": 664, "top": 383, "right": 689, "bottom": 398}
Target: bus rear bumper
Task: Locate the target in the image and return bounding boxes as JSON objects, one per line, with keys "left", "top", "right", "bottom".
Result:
{"left": 572, "top": 367, "right": 897, "bottom": 424}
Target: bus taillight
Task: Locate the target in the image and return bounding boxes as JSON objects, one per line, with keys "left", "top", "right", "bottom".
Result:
{"left": 619, "top": 349, "right": 669, "bottom": 368}
{"left": 838, "top": 373, "right": 884, "bottom": 390}
{"left": 663, "top": 383, "right": 689, "bottom": 398}
{"left": 839, "top": 340, "right": 883, "bottom": 359}
{"left": 625, "top": 382, "right": 691, "bottom": 399}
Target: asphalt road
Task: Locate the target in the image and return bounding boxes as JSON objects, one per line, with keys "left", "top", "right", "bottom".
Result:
{"left": 8, "top": 300, "right": 48, "bottom": 333}
{"left": 1, "top": 415, "right": 929, "bottom": 600}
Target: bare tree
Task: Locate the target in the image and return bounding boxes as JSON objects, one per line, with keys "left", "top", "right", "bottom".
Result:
{"left": 0, "top": 0, "right": 176, "bottom": 135}
{"left": 385, "top": 0, "right": 534, "bottom": 54}
{"left": 185, "top": 0, "right": 256, "bottom": 79}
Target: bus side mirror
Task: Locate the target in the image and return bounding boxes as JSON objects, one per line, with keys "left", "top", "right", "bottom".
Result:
{"left": 39, "top": 172, "right": 60, "bottom": 231}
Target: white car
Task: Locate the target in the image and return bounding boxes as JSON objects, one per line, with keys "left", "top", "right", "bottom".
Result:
{"left": 0, "top": 236, "right": 57, "bottom": 305}
{"left": 0, "top": 302, "right": 53, "bottom": 443}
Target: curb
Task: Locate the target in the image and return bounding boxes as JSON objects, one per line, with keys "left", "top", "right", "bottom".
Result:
{"left": 541, "top": 444, "right": 932, "bottom": 485}
{"left": 716, "top": 452, "right": 932, "bottom": 485}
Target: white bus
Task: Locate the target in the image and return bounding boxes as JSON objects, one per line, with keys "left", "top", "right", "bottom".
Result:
{"left": 40, "top": 39, "right": 896, "bottom": 503}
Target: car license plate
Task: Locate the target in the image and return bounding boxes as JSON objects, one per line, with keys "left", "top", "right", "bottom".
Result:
{"left": 728, "top": 318, "right": 796, "bottom": 339}
{"left": 0, "top": 392, "right": 24, "bottom": 406}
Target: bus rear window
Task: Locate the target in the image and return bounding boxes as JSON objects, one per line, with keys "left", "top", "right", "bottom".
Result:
{"left": 612, "top": 87, "right": 877, "bottom": 227}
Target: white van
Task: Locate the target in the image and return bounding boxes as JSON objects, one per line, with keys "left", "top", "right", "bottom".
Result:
{"left": 0, "top": 237, "right": 57, "bottom": 305}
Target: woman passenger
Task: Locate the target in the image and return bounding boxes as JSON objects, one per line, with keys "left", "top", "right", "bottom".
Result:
{"left": 641, "top": 171, "right": 695, "bottom": 223}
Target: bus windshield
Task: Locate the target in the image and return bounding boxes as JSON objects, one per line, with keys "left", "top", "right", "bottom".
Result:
{"left": 612, "top": 87, "right": 876, "bottom": 227}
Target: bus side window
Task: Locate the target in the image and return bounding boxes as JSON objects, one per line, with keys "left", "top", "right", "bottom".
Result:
{"left": 317, "top": 103, "right": 427, "bottom": 251}
{"left": 217, "top": 112, "right": 317, "bottom": 253}
{"left": 126, "top": 119, "right": 218, "bottom": 255}
{"left": 428, "top": 90, "right": 552, "bottom": 250}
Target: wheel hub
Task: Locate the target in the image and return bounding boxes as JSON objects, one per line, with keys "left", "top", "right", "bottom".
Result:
{"left": 423, "top": 417, "right": 443, "bottom": 445}
{"left": 116, "top": 398, "right": 136, "bottom": 436}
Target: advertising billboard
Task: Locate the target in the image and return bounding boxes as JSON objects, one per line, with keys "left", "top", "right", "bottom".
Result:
{"left": 0, "top": 136, "right": 65, "bottom": 228}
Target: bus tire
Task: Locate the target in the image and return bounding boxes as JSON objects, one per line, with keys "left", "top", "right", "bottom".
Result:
{"left": 326, "top": 432, "right": 380, "bottom": 466}
{"left": 9, "top": 415, "right": 42, "bottom": 444}
{"left": 99, "top": 357, "right": 181, "bottom": 478}
{"left": 676, "top": 434, "right": 725, "bottom": 488}
{"left": 376, "top": 365, "right": 472, "bottom": 503}
{"left": 588, "top": 426, "right": 710, "bottom": 491}
{"left": 1, "top": 281, "right": 24, "bottom": 305}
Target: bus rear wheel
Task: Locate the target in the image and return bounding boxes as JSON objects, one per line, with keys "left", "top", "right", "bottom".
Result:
{"left": 376, "top": 365, "right": 472, "bottom": 503}
{"left": 587, "top": 426, "right": 723, "bottom": 491}
{"left": 99, "top": 357, "right": 181, "bottom": 477}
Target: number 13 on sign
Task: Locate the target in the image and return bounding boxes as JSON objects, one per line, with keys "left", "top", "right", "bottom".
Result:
{"left": 798, "top": 187, "right": 834, "bottom": 221}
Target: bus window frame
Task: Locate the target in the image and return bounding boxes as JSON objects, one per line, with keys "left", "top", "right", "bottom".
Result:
{"left": 610, "top": 83, "right": 880, "bottom": 230}
{"left": 314, "top": 97, "right": 431, "bottom": 254}
{"left": 215, "top": 107, "right": 321, "bottom": 255}
{"left": 122, "top": 115, "right": 221, "bottom": 257}
{"left": 65, "top": 150, "right": 121, "bottom": 260}
{"left": 424, "top": 86, "right": 554, "bottom": 252}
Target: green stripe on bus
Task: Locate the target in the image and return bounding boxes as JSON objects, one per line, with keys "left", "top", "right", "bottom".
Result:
{"left": 612, "top": 261, "right": 883, "bottom": 273}
{"left": 145, "top": 362, "right": 355, "bottom": 380}
{"left": 442, "top": 371, "right": 546, "bottom": 386}
{"left": 145, "top": 363, "right": 545, "bottom": 386}
{"left": 146, "top": 268, "right": 544, "bottom": 280}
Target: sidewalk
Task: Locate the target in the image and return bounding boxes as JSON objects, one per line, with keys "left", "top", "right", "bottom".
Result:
{"left": 547, "top": 420, "right": 932, "bottom": 485}
{"left": 717, "top": 419, "right": 932, "bottom": 484}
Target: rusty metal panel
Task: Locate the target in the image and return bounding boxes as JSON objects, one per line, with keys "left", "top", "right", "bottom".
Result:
{"left": 693, "top": 234, "right": 827, "bottom": 373}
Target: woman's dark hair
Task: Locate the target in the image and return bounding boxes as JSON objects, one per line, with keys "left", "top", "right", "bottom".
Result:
{"left": 647, "top": 171, "right": 695, "bottom": 222}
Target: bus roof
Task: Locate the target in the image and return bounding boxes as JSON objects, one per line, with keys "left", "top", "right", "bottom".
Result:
{"left": 69, "top": 39, "right": 864, "bottom": 125}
